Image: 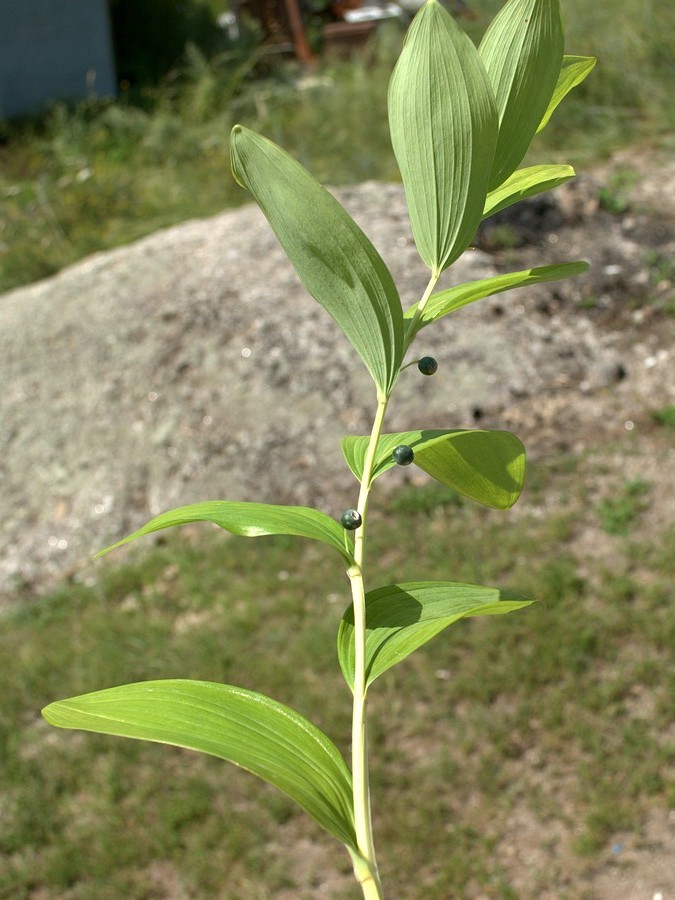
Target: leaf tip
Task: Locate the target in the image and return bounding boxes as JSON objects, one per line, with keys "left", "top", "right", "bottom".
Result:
{"left": 94, "top": 536, "right": 127, "bottom": 559}
{"left": 41, "top": 702, "right": 62, "bottom": 727}
{"left": 229, "top": 124, "right": 249, "bottom": 186}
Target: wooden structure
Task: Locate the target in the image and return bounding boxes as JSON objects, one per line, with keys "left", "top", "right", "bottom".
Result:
{"left": 239, "top": 0, "right": 399, "bottom": 62}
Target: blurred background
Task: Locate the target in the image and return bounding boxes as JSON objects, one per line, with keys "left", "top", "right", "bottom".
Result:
{"left": 1, "top": 1, "right": 673, "bottom": 898}
{"left": 1, "top": 0, "right": 674, "bottom": 293}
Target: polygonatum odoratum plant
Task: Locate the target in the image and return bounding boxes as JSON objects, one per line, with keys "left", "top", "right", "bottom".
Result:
{"left": 43, "top": 1, "right": 595, "bottom": 894}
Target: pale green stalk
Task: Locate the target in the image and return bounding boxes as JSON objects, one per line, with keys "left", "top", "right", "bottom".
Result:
{"left": 348, "top": 272, "right": 439, "bottom": 899}
{"left": 404, "top": 272, "right": 441, "bottom": 354}
{"left": 348, "top": 392, "right": 388, "bottom": 897}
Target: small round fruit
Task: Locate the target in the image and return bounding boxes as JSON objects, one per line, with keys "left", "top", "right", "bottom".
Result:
{"left": 392, "top": 445, "right": 415, "bottom": 466}
{"left": 341, "top": 509, "right": 362, "bottom": 530}
{"left": 417, "top": 356, "right": 438, "bottom": 376}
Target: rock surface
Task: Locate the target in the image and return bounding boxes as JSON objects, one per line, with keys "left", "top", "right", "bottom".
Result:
{"left": 1, "top": 150, "right": 674, "bottom": 596}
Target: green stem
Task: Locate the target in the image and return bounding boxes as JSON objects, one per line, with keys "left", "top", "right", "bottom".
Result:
{"left": 403, "top": 271, "right": 440, "bottom": 356}
{"left": 349, "top": 849, "right": 385, "bottom": 899}
{"left": 347, "top": 269, "right": 438, "bottom": 898}
{"left": 348, "top": 392, "right": 389, "bottom": 899}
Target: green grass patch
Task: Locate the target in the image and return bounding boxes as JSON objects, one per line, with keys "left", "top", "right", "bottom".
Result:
{"left": 2, "top": 468, "right": 673, "bottom": 896}
{"left": 650, "top": 406, "right": 675, "bottom": 428}
{"left": 596, "top": 478, "right": 651, "bottom": 536}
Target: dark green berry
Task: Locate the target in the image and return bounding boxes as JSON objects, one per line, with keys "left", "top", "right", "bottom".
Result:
{"left": 418, "top": 356, "right": 438, "bottom": 376}
{"left": 341, "top": 509, "right": 362, "bottom": 530}
{"left": 392, "top": 445, "right": 415, "bottom": 466}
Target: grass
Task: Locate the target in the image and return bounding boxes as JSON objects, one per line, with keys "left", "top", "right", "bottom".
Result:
{"left": 596, "top": 478, "right": 651, "bottom": 535}
{"left": 2, "top": 0, "right": 675, "bottom": 293}
{"left": 650, "top": 405, "right": 675, "bottom": 428}
{"left": 0, "top": 30, "right": 400, "bottom": 295}
{"left": 2, "top": 456, "right": 674, "bottom": 897}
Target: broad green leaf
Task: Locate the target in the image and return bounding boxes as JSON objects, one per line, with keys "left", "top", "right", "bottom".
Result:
{"left": 404, "top": 261, "right": 589, "bottom": 329}
{"left": 480, "top": 0, "right": 564, "bottom": 190}
{"left": 338, "top": 582, "right": 533, "bottom": 688}
{"left": 230, "top": 125, "right": 403, "bottom": 394}
{"left": 342, "top": 428, "right": 525, "bottom": 509}
{"left": 414, "top": 430, "right": 525, "bottom": 508}
{"left": 97, "top": 501, "right": 352, "bottom": 563}
{"left": 537, "top": 55, "right": 597, "bottom": 133}
{"left": 388, "top": 0, "right": 498, "bottom": 274}
{"left": 43, "top": 680, "right": 357, "bottom": 850}
{"left": 483, "top": 164, "right": 575, "bottom": 219}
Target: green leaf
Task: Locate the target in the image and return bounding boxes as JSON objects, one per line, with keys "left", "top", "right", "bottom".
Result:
{"left": 43, "top": 680, "right": 357, "bottom": 850}
{"left": 413, "top": 430, "right": 525, "bottom": 510}
{"left": 97, "top": 501, "right": 352, "bottom": 563}
{"left": 479, "top": 0, "right": 564, "bottom": 190}
{"left": 338, "top": 582, "right": 533, "bottom": 688}
{"left": 405, "top": 261, "right": 589, "bottom": 329}
{"left": 230, "top": 125, "right": 403, "bottom": 395}
{"left": 537, "top": 55, "right": 597, "bottom": 133}
{"left": 483, "top": 164, "right": 575, "bottom": 219}
{"left": 342, "top": 429, "right": 455, "bottom": 482}
{"left": 342, "top": 428, "right": 525, "bottom": 509}
{"left": 388, "top": 0, "right": 498, "bottom": 274}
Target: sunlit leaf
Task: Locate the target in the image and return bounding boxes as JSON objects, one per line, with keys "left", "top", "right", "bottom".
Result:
{"left": 480, "top": 0, "right": 564, "bottom": 189}
{"left": 338, "top": 582, "right": 533, "bottom": 688}
{"left": 537, "top": 55, "right": 597, "bottom": 133}
{"left": 404, "top": 261, "right": 589, "bottom": 329}
{"left": 483, "top": 164, "right": 575, "bottom": 219}
{"left": 230, "top": 125, "right": 403, "bottom": 394}
{"left": 342, "top": 429, "right": 456, "bottom": 482}
{"left": 388, "top": 0, "right": 498, "bottom": 274}
{"left": 97, "top": 501, "right": 351, "bottom": 563}
{"left": 412, "top": 430, "right": 525, "bottom": 509}
{"left": 43, "top": 680, "right": 357, "bottom": 850}
{"left": 342, "top": 428, "right": 525, "bottom": 509}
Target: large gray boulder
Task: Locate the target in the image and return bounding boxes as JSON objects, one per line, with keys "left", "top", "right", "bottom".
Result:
{"left": 1, "top": 174, "right": 673, "bottom": 597}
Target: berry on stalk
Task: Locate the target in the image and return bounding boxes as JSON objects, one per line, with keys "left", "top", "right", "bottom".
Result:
{"left": 392, "top": 445, "right": 415, "bottom": 466}
{"left": 341, "top": 509, "right": 362, "bottom": 530}
{"left": 418, "top": 356, "right": 438, "bottom": 375}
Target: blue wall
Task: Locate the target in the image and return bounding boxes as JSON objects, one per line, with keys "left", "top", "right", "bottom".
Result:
{"left": 0, "top": 0, "right": 117, "bottom": 118}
